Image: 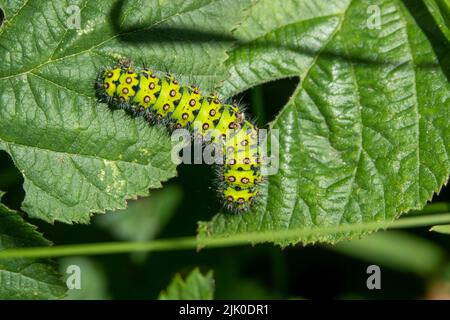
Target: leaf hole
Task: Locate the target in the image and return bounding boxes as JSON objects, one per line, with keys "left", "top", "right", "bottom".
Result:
{"left": 0, "top": 150, "right": 25, "bottom": 211}
{"left": 0, "top": 8, "right": 4, "bottom": 28}
{"left": 238, "top": 77, "right": 300, "bottom": 127}
{"left": 163, "top": 163, "right": 219, "bottom": 232}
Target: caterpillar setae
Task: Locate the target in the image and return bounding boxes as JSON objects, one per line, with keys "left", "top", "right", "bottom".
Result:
{"left": 96, "top": 60, "right": 264, "bottom": 212}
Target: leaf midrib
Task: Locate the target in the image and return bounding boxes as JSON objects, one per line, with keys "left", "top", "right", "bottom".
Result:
{"left": 256, "top": 1, "right": 352, "bottom": 230}
{"left": 266, "top": 1, "right": 437, "bottom": 226}
{"left": 269, "top": 3, "right": 351, "bottom": 127}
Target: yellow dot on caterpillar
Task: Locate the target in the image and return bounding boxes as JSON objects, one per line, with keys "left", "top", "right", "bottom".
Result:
{"left": 209, "top": 109, "right": 216, "bottom": 116}
{"left": 149, "top": 83, "right": 155, "bottom": 89}
{"left": 228, "top": 159, "right": 236, "bottom": 165}
{"left": 127, "top": 69, "right": 134, "bottom": 74}
{"left": 144, "top": 96, "right": 150, "bottom": 103}
{"left": 170, "top": 90, "right": 176, "bottom": 97}
{"left": 250, "top": 133, "right": 257, "bottom": 140}
{"left": 182, "top": 113, "right": 189, "bottom": 120}
{"left": 202, "top": 123, "right": 209, "bottom": 130}
{"left": 241, "top": 177, "right": 249, "bottom": 184}
{"left": 107, "top": 72, "right": 113, "bottom": 78}
{"left": 163, "top": 104, "right": 170, "bottom": 111}
{"left": 228, "top": 176, "right": 236, "bottom": 182}
{"left": 194, "top": 89, "right": 199, "bottom": 94}
{"left": 228, "top": 122, "right": 236, "bottom": 129}
{"left": 249, "top": 196, "right": 254, "bottom": 202}
{"left": 175, "top": 123, "right": 182, "bottom": 129}
{"left": 244, "top": 158, "right": 251, "bottom": 164}
{"left": 103, "top": 83, "right": 109, "bottom": 89}
{"left": 241, "top": 139, "right": 248, "bottom": 146}
{"left": 238, "top": 198, "right": 245, "bottom": 205}
{"left": 227, "top": 196, "right": 234, "bottom": 202}
{"left": 226, "top": 146, "right": 234, "bottom": 153}
{"left": 126, "top": 77, "right": 132, "bottom": 84}
{"left": 150, "top": 74, "right": 156, "bottom": 78}
{"left": 189, "top": 99, "right": 196, "bottom": 106}
{"left": 122, "top": 88, "right": 129, "bottom": 94}
{"left": 172, "top": 79, "right": 179, "bottom": 85}
{"left": 213, "top": 98, "right": 219, "bottom": 104}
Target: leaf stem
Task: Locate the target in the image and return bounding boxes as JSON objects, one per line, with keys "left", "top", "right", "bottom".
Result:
{"left": 1, "top": 213, "right": 450, "bottom": 259}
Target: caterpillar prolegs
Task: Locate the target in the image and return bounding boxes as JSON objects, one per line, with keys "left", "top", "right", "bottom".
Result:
{"left": 96, "top": 60, "right": 264, "bottom": 212}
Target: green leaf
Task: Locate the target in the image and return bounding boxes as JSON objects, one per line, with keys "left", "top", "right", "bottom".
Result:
{"left": 60, "top": 257, "right": 110, "bottom": 300}
{"left": 96, "top": 185, "right": 182, "bottom": 242}
{"left": 159, "top": 268, "right": 214, "bottom": 300}
{"left": 95, "top": 185, "right": 182, "bottom": 262}
{"left": 0, "top": 0, "right": 252, "bottom": 223}
{"left": 333, "top": 231, "right": 446, "bottom": 276}
{"left": 200, "top": 0, "right": 450, "bottom": 245}
{"left": 423, "top": 0, "right": 450, "bottom": 42}
{"left": 430, "top": 224, "right": 450, "bottom": 234}
{"left": 0, "top": 193, "right": 66, "bottom": 299}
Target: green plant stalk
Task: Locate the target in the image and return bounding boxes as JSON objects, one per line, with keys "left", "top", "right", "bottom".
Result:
{"left": 410, "top": 202, "right": 450, "bottom": 214}
{"left": 437, "top": 0, "right": 450, "bottom": 28}
{"left": 1, "top": 213, "right": 450, "bottom": 259}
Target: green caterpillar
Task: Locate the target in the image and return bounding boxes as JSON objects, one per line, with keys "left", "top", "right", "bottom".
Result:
{"left": 96, "top": 60, "right": 263, "bottom": 211}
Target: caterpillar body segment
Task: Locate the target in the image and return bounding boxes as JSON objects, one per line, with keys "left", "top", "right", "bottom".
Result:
{"left": 97, "top": 63, "right": 263, "bottom": 211}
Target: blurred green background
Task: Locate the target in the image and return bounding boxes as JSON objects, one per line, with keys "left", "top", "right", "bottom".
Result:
{"left": 1, "top": 78, "right": 449, "bottom": 300}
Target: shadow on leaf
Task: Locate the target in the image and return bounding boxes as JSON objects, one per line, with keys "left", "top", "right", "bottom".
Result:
{"left": 109, "top": 0, "right": 447, "bottom": 75}
{"left": 110, "top": 0, "right": 237, "bottom": 45}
